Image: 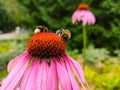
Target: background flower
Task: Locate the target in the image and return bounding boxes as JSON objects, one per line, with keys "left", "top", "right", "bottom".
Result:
{"left": 72, "top": 3, "right": 96, "bottom": 26}
{"left": 72, "top": 3, "right": 96, "bottom": 70}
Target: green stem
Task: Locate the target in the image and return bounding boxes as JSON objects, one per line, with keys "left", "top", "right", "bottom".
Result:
{"left": 82, "top": 26, "right": 87, "bottom": 70}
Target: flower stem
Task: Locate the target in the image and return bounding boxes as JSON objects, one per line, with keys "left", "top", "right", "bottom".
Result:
{"left": 82, "top": 25, "right": 87, "bottom": 70}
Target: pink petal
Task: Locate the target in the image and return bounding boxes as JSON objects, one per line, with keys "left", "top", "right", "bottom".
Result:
{"left": 64, "top": 54, "right": 88, "bottom": 90}
{"left": 47, "top": 59, "right": 58, "bottom": 90}
{"left": 1, "top": 53, "right": 30, "bottom": 90}
{"left": 55, "top": 58, "right": 72, "bottom": 90}
{"left": 83, "top": 10, "right": 95, "bottom": 25}
{"left": 20, "top": 59, "right": 39, "bottom": 90}
{"left": 78, "top": 11, "right": 84, "bottom": 21}
{"left": 36, "top": 59, "right": 49, "bottom": 90}
{"left": 82, "top": 11, "right": 88, "bottom": 26}
{"left": 72, "top": 10, "right": 82, "bottom": 24}
{"left": 7, "top": 51, "right": 28, "bottom": 73}
{"left": 89, "top": 11, "right": 96, "bottom": 25}
{"left": 72, "top": 10, "right": 96, "bottom": 26}
{"left": 85, "top": 11, "right": 94, "bottom": 25}
{"left": 64, "top": 57, "right": 80, "bottom": 90}
{"left": 85, "top": 11, "right": 91, "bottom": 25}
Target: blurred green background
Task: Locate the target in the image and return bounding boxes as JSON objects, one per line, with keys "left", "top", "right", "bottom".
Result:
{"left": 0, "top": 0, "right": 120, "bottom": 90}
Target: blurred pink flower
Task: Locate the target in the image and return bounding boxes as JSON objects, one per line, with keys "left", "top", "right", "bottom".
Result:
{"left": 72, "top": 4, "right": 96, "bottom": 26}
{"left": 1, "top": 27, "right": 88, "bottom": 90}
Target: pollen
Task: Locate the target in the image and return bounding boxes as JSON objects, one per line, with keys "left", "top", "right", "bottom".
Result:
{"left": 27, "top": 32, "right": 66, "bottom": 58}
{"left": 77, "top": 3, "right": 89, "bottom": 10}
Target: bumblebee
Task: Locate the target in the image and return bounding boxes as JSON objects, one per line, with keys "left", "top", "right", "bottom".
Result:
{"left": 34, "top": 25, "right": 48, "bottom": 34}
{"left": 56, "top": 29, "right": 71, "bottom": 42}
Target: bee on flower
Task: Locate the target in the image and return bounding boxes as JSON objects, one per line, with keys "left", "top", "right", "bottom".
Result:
{"left": 1, "top": 25, "right": 88, "bottom": 90}
{"left": 56, "top": 29, "right": 71, "bottom": 42}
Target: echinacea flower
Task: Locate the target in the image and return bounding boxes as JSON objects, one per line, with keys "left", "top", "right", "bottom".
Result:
{"left": 72, "top": 3, "right": 96, "bottom": 26}
{"left": 1, "top": 26, "right": 88, "bottom": 90}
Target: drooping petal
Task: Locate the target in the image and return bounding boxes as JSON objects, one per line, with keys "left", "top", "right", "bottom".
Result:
{"left": 83, "top": 10, "right": 96, "bottom": 25}
{"left": 78, "top": 11, "right": 84, "bottom": 22}
{"left": 82, "top": 11, "right": 88, "bottom": 26}
{"left": 88, "top": 11, "right": 96, "bottom": 25}
{"left": 55, "top": 58, "right": 72, "bottom": 90}
{"left": 7, "top": 51, "right": 28, "bottom": 73}
{"left": 64, "top": 54, "right": 87, "bottom": 90}
{"left": 47, "top": 59, "right": 58, "bottom": 90}
{"left": 20, "top": 59, "right": 39, "bottom": 90}
{"left": 36, "top": 59, "right": 49, "bottom": 90}
{"left": 64, "top": 57, "right": 80, "bottom": 90}
{"left": 72, "top": 9, "right": 95, "bottom": 26}
{"left": 84, "top": 11, "right": 94, "bottom": 25}
{"left": 87, "top": 13, "right": 92, "bottom": 25}
{"left": 72, "top": 10, "right": 82, "bottom": 24}
{"left": 1, "top": 53, "right": 30, "bottom": 90}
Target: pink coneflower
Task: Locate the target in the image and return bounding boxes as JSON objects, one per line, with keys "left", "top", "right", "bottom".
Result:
{"left": 72, "top": 4, "right": 96, "bottom": 26}
{"left": 1, "top": 26, "right": 88, "bottom": 90}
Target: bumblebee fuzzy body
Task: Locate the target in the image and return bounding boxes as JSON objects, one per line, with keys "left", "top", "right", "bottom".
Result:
{"left": 34, "top": 25, "right": 48, "bottom": 34}
{"left": 56, "top": 29, "right": 71, "bottom": 42}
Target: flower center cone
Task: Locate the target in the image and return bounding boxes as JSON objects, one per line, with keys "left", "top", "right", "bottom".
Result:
{"left": 27, "top": 32, "right": 66, "bottom": 58}
{"left": 77, "top": 4, "right": 89, "bottom": 10}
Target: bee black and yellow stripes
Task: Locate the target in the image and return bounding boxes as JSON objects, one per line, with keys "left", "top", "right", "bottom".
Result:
{"left": 56, "top": 29, "right": 71, "bottom": 42}
{"left": 34, "top": 25, "right": 48, "bottom": 34}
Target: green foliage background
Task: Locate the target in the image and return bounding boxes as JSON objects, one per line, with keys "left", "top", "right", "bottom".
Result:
{"left": 0, "top": 0, "right": 120, "bottom": 53}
